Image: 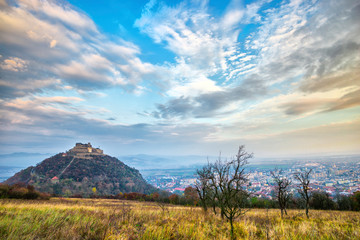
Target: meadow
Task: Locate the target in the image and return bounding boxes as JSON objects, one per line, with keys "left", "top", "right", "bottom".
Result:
{"left": 0, "top": 198, "right": 359, "bottom": 240}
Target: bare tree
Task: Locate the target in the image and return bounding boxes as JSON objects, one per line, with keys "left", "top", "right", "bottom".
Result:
{"left": 271, "top": 169, "right": 292, "bottom": 218}
{"left": 195, "top": 161, "right": 219, "bottom": 215}
{"left": 156, "top": 201, "right": 169, "bottom": 216}
{"left": 195, "top": 165, "right": 211, "bottom": 213}
{"left": 294, "top": 169, "right": 312, "bottom": 218}
{"left": 198, "top": 145, "right": 252, "bottom": 240}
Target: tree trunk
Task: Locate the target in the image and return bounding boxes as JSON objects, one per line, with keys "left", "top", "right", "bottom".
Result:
{"left": 284, "top": 208, "right": 288, "bottom": 216}
{"left": 203, "top": 203, "right": 208, "bottom": 213}
{"left": 306, "top": 202, "right": 309, "bottom": 218}
{"left": 280, "top": 208, "right": 283, "bottom": 219}
{"left": 230, "top": 217, "right": 235, "bottom": 240}
{"left": 212, "top": 204, "right": 217, "bottom": 215}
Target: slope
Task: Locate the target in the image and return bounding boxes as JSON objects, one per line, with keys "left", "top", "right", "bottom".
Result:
{"left": 4, "top": 143, "right": 157, "bottom": 196}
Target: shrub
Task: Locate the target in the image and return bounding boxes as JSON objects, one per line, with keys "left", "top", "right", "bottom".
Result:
{"left": 310, "top": 191, "right": 336, "bottom": 210}
{"left": 0, "top": 183, "right": 49, "bottom": 200}
{"left": 9, "top": 187, "right": 28, "bottom": 199}
{"left": 169, "top": 194, "right": 179, "bottom": 204}
{"left": 350, "top": 191, "right": 360, "bottom": 211}
{"left": 0, "top": 184, "right": 10, "bottom": 198}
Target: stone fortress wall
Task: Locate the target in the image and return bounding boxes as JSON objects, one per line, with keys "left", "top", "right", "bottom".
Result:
{"left": 67, "top": 142, "right": 104, "bottom": 157}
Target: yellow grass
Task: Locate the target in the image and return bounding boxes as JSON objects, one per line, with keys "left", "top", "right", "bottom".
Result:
{"left": 0, "top": 198, "right": 359, "bottom": 239}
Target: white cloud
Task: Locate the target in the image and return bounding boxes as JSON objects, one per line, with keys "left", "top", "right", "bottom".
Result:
{"left": 50, "top": 39, "right": 57, "bottom": 48}
{"left": 168, "top": 75, "right": 223, "bottom": 98}
{"left": 0, "top": 57, "right": 28, "bottom": 72}
{"left": 134, "top": 0, "right": 245, "bottom": 91}
{"left": 134, "top": 0, "right": 278, "bottom": 112}
{"left": 0, "top": 0, "right": 161, "bottom": 97}
{"left": 221, "top": 9, "right": 243, "bottom": 29}
{"left": 18, "top": 0, "right": 98, "bottom": 34}
{"left": 246, "top": 0, "right": 360, "bottom": 88}
{"left": 0, "top": 78, "right": 61, "bottom": 90}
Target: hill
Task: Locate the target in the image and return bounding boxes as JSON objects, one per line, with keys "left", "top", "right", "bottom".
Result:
{"left": 3, "top": 143, "right": 156, "bottom": 196}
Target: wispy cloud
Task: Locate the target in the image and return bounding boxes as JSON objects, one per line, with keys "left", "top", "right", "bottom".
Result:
{"left": 134, "top": 0, "right": 262, "bottom": 91}
{"left": 0, "top": 0, "right": 161, "bottom": 98}
{"left": 0, "top": 56, "right": 28, "bottom": 72}
{"left": 140, "top": 0, "right": 360, "bottom": 120}
{"left": 152, "top": 75, "right": 266, "bottom": 119}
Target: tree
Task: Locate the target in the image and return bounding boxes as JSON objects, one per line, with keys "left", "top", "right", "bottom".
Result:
{"left": 151, "top": 192, "right": 160, "bottom": 201}
{"left": 271, "top": 169, "right": 292, "bottom": 218}
{"left": 310, "top": 191, "right": 336, "bottom": 210}
{"left": 169, "top": 194, "right": 179, "bottom": 204}
{"left": 294, "top": 169, "right": 312, "bottom": 218}
{"left": 184, "top": 186, "right": 198, "bottom": 205}
{"left": 350, "top": 191, "right": 360, "bottom": 211}
{"left": 197, "top": 145, "right": 252, "bottom": 240}
{"left": 336, "top": 194, "right": 351, "bottom": 211}
{"left": 195, "top": 165, "right": 212, "bottom": 213}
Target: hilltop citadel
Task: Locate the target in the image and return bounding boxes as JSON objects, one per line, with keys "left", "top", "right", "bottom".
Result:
{"left": 66, "top": 143, "right": 104, "bottom": 158}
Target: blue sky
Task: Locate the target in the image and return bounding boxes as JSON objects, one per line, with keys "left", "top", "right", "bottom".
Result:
{"left": 0, "top": 0, "right": 359, "bottom": 159}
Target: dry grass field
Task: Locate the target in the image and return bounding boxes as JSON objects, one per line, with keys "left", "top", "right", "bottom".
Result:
{"left": 0, "top": 198, "right": 359, "bottom": 240}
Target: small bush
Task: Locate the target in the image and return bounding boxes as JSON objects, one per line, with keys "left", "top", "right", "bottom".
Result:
{"left": 0, "top": 183, "right": 49, "bottom": 200}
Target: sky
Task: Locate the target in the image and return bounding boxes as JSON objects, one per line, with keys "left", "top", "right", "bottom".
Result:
{"left": 0, "top": 0, "right": 359, "bottom": 159}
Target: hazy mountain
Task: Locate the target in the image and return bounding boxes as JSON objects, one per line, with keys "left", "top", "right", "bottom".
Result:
{"left": 118, "top": 154, "right": 210, "bottom": 170}
{"left": 0, "top": 152, "right": 53, "bottom": 167}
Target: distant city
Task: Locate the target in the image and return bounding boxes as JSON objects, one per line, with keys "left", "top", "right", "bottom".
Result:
{"left": 1, "top": 153, "right": 359, "bottom": 198}
{"left": 143, "top": 156, "right": 360, "bottom": 198}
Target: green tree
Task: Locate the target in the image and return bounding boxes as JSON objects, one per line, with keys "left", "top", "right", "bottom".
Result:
{"left": 350, "top": 191, "right": 360, "bottom": 211}
{"left": 310, "top": 191, "right": 336, "bottom": 210}
{"left": 336, "top": 194, "right": 352, "bottom": 211}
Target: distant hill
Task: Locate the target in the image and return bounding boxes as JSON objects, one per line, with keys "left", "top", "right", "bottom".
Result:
{"left": 118, "top": 154, "right": 209, "bottom": 170}
{"left": 119, "top": 154, "right": 360, "bottom": 170}
{"left": 4, "top": 143, "right": 156, "bottom": 196}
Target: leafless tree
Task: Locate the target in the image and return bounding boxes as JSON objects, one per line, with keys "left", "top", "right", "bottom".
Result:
{"left": 156, "top": 201, "right": 167, "bottom": 213}
{"left": 197, "top": 145, "right": 252, "bottom": 240}
{"left": 195, "top": 165, "right": 211, "bottom": 213}
{"left": 294, "top": 168, "right": 312, "bottom": 218}
{"left": 195, "top": 161, "right": 219, "bottom": 215}
{"left": 271, "top": 169, "right": 292, "bottom": 218}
